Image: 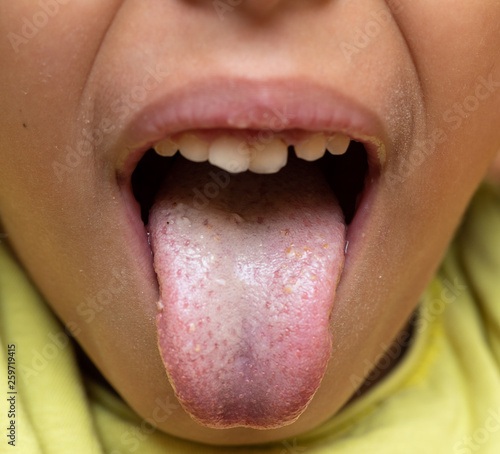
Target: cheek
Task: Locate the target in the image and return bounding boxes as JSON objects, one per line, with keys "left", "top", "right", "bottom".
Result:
{"left": 388, "top": 2, "right": 500, "bottom": 204}
{"left": 0, "top": 1, "right": 122, "bottom": 182}
{"left": 395, "top": 1, "right": 500, "bottom": 129}
{"left": 0, "top": 1, "right": 123, "bottom": 273}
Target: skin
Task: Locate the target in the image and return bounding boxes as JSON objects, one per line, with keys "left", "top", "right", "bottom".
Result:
{"left": 1, "top": 0, "right": 500, "bottom": 446}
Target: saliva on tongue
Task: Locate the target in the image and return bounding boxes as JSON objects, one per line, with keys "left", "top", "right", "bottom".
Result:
{"left": 148, "top": 154, "right": 346, "bottom": 429}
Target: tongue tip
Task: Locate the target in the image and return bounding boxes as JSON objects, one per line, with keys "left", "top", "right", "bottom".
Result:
{"left": 185, "top": 404, "right": 307, "bottom": 430}
{"left": 157, "top": 314, "right": 332, "bottom": 430}
{"left": 169, "top": 372, "right": 324, "bottom": 430}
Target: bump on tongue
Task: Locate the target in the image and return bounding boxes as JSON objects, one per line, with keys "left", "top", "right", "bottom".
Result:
{"left": 148, "top": 155, "right": 346, "bottom": 429}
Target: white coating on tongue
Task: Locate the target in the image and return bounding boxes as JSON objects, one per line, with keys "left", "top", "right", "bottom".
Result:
{"left": 148, "top": 155, "right": 345, "bottom": 429}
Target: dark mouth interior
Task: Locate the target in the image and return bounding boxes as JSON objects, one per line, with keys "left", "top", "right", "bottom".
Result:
{"left": 132, "top": 141, "right": 368, "bottom": 225}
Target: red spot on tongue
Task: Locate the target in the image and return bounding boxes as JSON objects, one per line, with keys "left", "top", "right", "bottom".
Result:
{"left": 148, "top": 155, "right": 345, "bottom": 429}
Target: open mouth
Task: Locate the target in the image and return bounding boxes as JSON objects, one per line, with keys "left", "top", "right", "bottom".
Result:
{"left": 116, "top": 79, "right": 384, "bottom": 430}
{"left": 128, "top": 131, "right": 373, "bottom": 429}
{"left": 132, "top": 132, "right": 368, "bottom": 226}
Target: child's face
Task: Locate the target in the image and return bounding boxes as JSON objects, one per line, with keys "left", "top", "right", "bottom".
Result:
{"left": 1, "top": 0, "right": 500, "bottom": 445}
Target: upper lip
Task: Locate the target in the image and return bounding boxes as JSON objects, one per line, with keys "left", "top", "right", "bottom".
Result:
{"left": 115, "top": 77, "right": 388, "bottom": 180}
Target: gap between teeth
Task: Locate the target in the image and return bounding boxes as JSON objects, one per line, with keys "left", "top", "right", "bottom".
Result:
{"left": 153, "top": 132, "right": 351, "bottom": 174}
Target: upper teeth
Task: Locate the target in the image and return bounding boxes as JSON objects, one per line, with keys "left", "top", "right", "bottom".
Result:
{"left": 294, "top": 133, "right": 327, "bottom": 161}
{"left": 153, "top": 132, "right": 351, "bottom": 174}
{"left": 154, "top": 137, "right": 178, "bottom": 157}
{"left": 179, "top": 134, "right": 209, "bottom": 162}
{"left": 248, "top": 137, "right": 288, "bottom": 174}
{"left": 326, "top": 133, "right": 350, "bottom": 155}
{"left": 208, "top": 135, "right": 250, "bottom": 173}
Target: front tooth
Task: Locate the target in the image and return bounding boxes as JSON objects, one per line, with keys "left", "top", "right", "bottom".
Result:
{"left": 154, "top": 138, "right": 178, "bottom": 157}
{"left": 209, "top": 136, "right": 250, "bottom": 173}
{"left": 294, "top": 133, "right": 327, "bottom": 161}
{"left": 178, "top": 134, "right": 209, "bottom": 162}
{"left": 249, "top": 138, "right": 288, "bottom": 174}
{"left": 326, "top": 134, "right": 350, "bottom": 155}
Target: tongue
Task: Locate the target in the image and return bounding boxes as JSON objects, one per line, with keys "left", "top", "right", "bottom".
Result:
{"left": 148, "top": 155, "right": 346, "bottom": 429}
